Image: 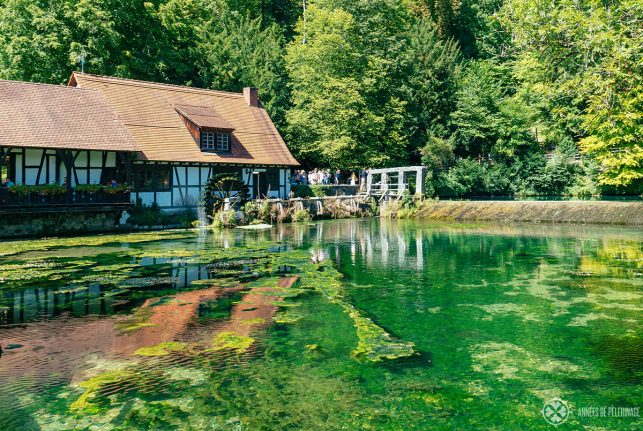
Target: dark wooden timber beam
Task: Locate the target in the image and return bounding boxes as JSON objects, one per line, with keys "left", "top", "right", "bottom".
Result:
{"left": 56, "top": 149, "right": 75, "bottom": 201}
{"left": 0, "top": 146, "right": 7, "bottom": 182}
{"left": 117, "top": 152, "right": 134, "bottom": 185}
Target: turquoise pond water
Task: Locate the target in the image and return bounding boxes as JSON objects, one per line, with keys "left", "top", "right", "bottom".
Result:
{"left": 0, "top": 219, "right": 641, "bottom": 430}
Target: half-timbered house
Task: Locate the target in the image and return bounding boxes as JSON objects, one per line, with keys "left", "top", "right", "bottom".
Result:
{"left": 0, "top": 73, "right": 298, "bottom": 212}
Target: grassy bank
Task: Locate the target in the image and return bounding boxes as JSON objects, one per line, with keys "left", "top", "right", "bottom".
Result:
{"left": 383, "top": 199, "right": 643, "bottom": 226}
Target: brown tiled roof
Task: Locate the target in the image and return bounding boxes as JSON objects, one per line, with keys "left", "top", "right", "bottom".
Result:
{"left": 70, "top": 73, "right": 299, "bottom": 166}
{"left": 0, "top": 80, "right": 138, "bottom": 152}
{"left": 174, "top": 103, "right": 235, "bottom": 130}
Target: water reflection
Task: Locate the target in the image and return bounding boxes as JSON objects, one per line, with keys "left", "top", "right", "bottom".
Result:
{"left": 0, "top": 262, "right": 211, "bottom": 326}
{"left": 0, "top": 220, "right": 640, "bottom": 431}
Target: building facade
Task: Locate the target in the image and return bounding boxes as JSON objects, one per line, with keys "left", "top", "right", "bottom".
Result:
{"left": 0, "top": 74, "right": 298, "bottom": 211}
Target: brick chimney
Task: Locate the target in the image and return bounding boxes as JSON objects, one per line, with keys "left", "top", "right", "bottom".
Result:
{"left": 243, "top": 87, "right": 259, "bottom": 107}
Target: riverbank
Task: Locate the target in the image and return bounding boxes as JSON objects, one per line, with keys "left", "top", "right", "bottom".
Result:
{"left": 409, "top": 200, "right": 643, "bottom": 225}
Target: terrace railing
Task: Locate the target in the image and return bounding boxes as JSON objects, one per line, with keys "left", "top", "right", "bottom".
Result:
{"left": 0, "top": 187, "right": 131, "bottom": 208}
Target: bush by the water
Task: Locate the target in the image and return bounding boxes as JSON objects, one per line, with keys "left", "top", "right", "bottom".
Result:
{"left": 127, "top": 199, "right": 197, "bottom": 227}
{"left": 424, "top": 155, "right": 610, "bottom": 199}
{"left": 241, "top": 200, "right": 273, "bottom": 224}
{"left": 291, "top": 208, "right": 312, "bottom": 222}
{"left": 211, "top": 209, "right": 239, "bottom": 229}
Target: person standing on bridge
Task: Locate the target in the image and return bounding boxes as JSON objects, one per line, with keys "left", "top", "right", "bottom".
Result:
{"left": 360, "top": 168, "right": 367, "bottom": 191}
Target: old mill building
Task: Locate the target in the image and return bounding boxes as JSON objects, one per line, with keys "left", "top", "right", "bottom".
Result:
{"left": 0, "top": 73, "right": 299, "bottom": 210}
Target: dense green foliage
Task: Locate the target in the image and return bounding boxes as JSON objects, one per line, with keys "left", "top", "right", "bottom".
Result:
{"left": 0, "top": 0, "right": 640, "bottom": 195}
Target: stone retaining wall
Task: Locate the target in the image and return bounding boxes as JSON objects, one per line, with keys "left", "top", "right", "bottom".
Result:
{"left": 0, "top": 210, "right": 124, "bottom": 238}
{"left": 416, "top": 200, "right": 643, "bottom": 225}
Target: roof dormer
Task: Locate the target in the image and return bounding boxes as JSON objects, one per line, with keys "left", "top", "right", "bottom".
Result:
{"left": 174, "top": 104, "right": 234, "bottom": 153}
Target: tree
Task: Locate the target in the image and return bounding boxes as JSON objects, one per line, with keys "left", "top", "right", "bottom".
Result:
{"left": 0, "top": 0, "right": 206, "bottom": 84}
{"left": 450, "top": 60, "right": 508, "bottom": 157}
{"left": 197, "top": 10, "right": 289, "bottom": 126}
{"left": 0, "top": 0, "right": 89, "bottom": 83}
{"left": 403, "top": 18, "right": 460, "bottom": 156}
{"left": 405, "top": 0, "right": 461, "bottom": 38}
{"left": 285, "top": 1, "right": 412, "bottom": 169}
{"left": 577, "top": 4, "right": 643, "bottom": 190}
{"left": 498, "top": 0, "right": 643, "bottom": 189}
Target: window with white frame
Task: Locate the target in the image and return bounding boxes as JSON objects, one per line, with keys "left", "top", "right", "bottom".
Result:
{"left": 201, "top": 131, "right": 231, "bottom": 152}
{"left": 201, "top": 131, "right": 215, "bottom": 150}
{"left": 217, "top": 132, "right": 230, "bottom": 151}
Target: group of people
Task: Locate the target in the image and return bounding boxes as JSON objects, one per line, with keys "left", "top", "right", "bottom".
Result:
{"left": 292, "top": 169, "right": 340, "bottom": 185}
{"left": 292, "top": 168, "right": 369, "bottom": 189}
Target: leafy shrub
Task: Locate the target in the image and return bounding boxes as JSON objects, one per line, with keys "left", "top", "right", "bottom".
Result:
{"left": 127, "top": 200, "right": 163, "bottom": 226}
{"left": 257, "top": 200, "right": 271, "bottom": 222}
{"left": 437, "top": 159, "right": 513, "bottom": 197}
{"left": 212, "top": 209, "right": 239, "bottom": 229}
{"left": 400, "top": 190, "right": 415, "bottom": 208}
{"left": 439, "top": 159, "right": 486, "bottom": 197}
{"left": 291, "top": 208, "right": 311, "bottom": 222}
{"left": 525, "top": 154, "right": 578, "bottom": 196}
{"left": 243, "top": 201, "right": 259, "bottom": 222}
{"left": 310, "top": 184, "right": 329, "bottom": 197}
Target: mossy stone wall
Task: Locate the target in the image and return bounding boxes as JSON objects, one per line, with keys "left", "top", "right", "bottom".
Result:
{"left": 416, "top": 200, "right": 643, "bottom": 225}
{"left": 0, "top": 210, "right": 122, "bottom": 238}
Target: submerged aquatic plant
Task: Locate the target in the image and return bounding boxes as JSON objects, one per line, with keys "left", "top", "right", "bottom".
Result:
{"left": 349, "top": 308, "right": 416, "bottom": 362}
{"left": 134, "top": 342, "right": 190, "bottom": 357}
{"left": 70, "top": 370, "right": 132, "bottom": 412}
{"left": 114, "top": 307, "right": 156, "bottom": 334}
{"left": 240, "top": 317, "right": 267, "bottom": 326}
{"left": 0, "top": 231, "right": 196, "bottom": 258}
{"left": 280, "top": 254, "right": 417, "bottom": 362}
{"left": 1, "top": 229, "right": 423, "bottom": 430}
{"left": 212, "top": 331, "right": 255, "bottom": 352}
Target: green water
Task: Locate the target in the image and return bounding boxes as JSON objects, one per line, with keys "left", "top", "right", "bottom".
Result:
{"left": 0, "top": 219, "right": 641, "bottom": 430}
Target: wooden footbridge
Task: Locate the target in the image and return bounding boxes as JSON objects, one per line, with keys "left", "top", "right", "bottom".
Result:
{"left": 223, "top": 166, "right": 428, "bottom": 215}
{"left": 364, "top": 166, "right": 427, "bottom": 201}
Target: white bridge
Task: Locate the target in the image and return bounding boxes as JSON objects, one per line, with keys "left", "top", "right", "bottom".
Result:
{"left": 365, "top": 166, "right": 427, "bottom": 199}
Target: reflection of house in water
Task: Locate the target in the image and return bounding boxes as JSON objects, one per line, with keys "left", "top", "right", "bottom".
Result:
{"left": 0, "top": 264, "right": 294, "bottom": 414}
{"left": 0, "top": 260, "right": 213, "bottom": 326}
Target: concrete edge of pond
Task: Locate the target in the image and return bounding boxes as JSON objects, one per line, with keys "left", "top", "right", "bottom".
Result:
{"left": 414, "top": 200, "right": 643, "bottom": 225}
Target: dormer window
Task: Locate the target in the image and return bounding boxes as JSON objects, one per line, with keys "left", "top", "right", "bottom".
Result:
{"left": 173, "top": 103, "right": 235, "bottom": 153}
{"left": 201, "top": 131, "right": 230, "bottom": 152}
